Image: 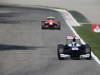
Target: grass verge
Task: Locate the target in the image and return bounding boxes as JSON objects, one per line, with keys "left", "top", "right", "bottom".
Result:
{"left": 69, "top": 10, "right": 100, "bottom": 58}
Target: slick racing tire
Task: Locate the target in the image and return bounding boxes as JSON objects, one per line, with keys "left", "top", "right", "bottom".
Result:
{"left": 41, "top": 26, "right": 45, "bottom": 29}
{"left": 57, "top": 25, "right": 61, "bottom": 30}
{"left": 41, "top": 21, "right": 46, "bottom": 29}
{"left": 85, "top": 44, "right": 92, "bottom": 60}
{"left": 86, "top": 53, "right": 91, "bottom": 60}
{"left": 57, "top": 44, "right": 64, "bottom": 60}
{"left": 55, "top": 25, "right": 61, "bottom": 30}
{"left": 85, "top": 52, "right": 91, "bottom": 60}
{"left": 41, "top": 25, "right": 46, "bottom": 29}
{"left": 58, "top": 22, "right": 61, "bottom": 30}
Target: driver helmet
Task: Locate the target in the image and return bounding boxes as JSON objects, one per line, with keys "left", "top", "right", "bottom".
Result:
{"left": 73, "top": 37, "right": 76, "bottom": 42}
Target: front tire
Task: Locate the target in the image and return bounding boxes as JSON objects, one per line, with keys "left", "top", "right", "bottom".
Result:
{"left": 57, "top": 44, "right": 64, "bottom": 60}
{"left": 85, "top": 44, "right": 92, "bottom": 60}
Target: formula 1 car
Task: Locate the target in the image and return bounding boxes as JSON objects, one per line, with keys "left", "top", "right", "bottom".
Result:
{"left": 41, "top": 16, "right": 61, "bottom": 30}
{"left": 57, "top": 36, "right": 91, "bottom": 60}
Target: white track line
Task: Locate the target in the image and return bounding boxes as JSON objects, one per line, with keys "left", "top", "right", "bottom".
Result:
{"left": 54, "top": 9, "right": 100, "bottom": 65}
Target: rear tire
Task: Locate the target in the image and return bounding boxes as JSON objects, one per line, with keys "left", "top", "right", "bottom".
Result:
{"left": 56, "top": 24, "right": 61, "bottom": 30}
{"left": 41, "top": 25, "right": 45, "bottom": 29}
{"left": 57, "top": 26, "right": 61, "bottom": 30}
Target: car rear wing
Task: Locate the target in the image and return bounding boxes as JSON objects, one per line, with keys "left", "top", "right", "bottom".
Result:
{"left": 65, "top": 36, "right": 79, "bottom": 39}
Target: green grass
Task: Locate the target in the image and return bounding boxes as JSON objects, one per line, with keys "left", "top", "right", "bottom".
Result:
{"left": 74, "top": 24, "right": 100, "bottom": 58}
{"left": 69, "top": 10, "right": 100, "bottom": 58}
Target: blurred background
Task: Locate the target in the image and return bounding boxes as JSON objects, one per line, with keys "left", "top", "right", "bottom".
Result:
{"left": 0, "top": 0, "right": 100, "bottom": 23}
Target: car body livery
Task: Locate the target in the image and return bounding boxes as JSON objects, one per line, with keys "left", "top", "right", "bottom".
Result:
{"left": 57, "top": 36, "right": 91, "bottom": 60}
{"left": 41, "top": 16, "right": 61, "bottom": 30}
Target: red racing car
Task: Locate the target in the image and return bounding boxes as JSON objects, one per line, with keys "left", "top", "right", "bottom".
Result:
{"left": 41, "top": 16, "right": 61, "bottom": 30}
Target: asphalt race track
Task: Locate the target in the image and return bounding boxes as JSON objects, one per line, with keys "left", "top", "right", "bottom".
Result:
{"left": 0, "top": 6, "right": 100, "bottom": 75}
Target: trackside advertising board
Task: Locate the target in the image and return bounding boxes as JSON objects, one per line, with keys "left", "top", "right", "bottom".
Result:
{"left": 92, "top": 24, "right": 100, "bottom": 32}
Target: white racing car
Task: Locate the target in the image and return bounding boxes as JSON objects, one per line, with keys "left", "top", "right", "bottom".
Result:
{"left": 57, "top": 36, "right": 91, "bottom": 60}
